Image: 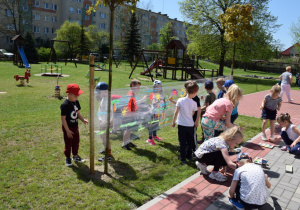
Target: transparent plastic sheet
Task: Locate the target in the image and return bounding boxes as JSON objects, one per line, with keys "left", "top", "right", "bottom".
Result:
{"left": 94, "top": 76, "right": 231, "bottom": 152}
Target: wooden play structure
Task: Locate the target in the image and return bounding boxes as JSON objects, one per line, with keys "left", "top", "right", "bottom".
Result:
{"left": 12, "top": 34, "right": 31, "bottom": 68}
{"left": 41, "top": 64, "right": 63, "bottom": 76}
{"left": 129, "top": 40, "right": 219, "bottom": 81}
{"left": 48, "top": 40, "right": 77, "bottom": 67}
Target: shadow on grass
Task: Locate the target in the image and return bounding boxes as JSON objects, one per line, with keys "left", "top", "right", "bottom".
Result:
{"left": 158, "top": 141, "right": 180, "bottom": 155}
{"left": 131, "top": 147, "right": 170, "bottom": 163}
{"left": 70, "top": 161, "right": 151, "bottom": 207}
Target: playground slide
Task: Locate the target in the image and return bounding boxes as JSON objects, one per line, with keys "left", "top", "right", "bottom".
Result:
{"left": 140, "top": 60, "right": 157, "bottom": 75}
{"left": 17, "top": 46, "right": 31, "bottom": 69}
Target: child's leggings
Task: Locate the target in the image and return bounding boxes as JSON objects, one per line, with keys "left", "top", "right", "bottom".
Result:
{"left": 281, "top": 131, "right": 300, "bottom": 155}
{"left": 197, "top": 151, "right": 227, "bottom": 171}
{"left": 148, "top": 114, "right": 158, "bottom": 139}
{"left": 201, "top": 116, "right": 226, "bottom": 141}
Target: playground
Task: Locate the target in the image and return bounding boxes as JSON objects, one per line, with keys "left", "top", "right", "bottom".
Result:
{"left": 1, "top": 58, "right": 299, "bottom": 209}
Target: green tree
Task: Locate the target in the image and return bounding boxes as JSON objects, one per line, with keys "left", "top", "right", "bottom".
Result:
{"left": 86, "top": 25, "right": 109, "bottom": 58}
{"left": 88, "top": 0, "right": 140, "bottom": 174}
{"left": 54, "top": 21, "right": 82, "bottom": 57}
{"left": 220, "top": 4, "right": 253, "bottom": 75}
{"left": 159, "top": 22, "right": 178, "bottom": 50}
{"left": 78, "top": 25, "right": 91, "bottom": 60}
{"left": 290, "top": 17, "right": 300, "bottom": 54}
{"left": 124, "top": 12, "right": 141, "bottom": 63}
{"left": 23, "top": 32, "right": 38, "bottom": 63}
{"left": 179, "top": 0, "right": 279, "bottom": 76}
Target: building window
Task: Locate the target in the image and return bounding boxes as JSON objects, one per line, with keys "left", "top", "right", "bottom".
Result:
{"left": 34, "top": 26, "right": 40, "bottom": 33}
{"left": 100, "top": 4, "right": 105, "bottom": 8}
{"left": 44, "top": 16, "right": 50, "bottom": 21}
{"left": 6, "top": 24, "right": 15, "bottom": 30}
{"left": 52, "top": 4, "right": 57, "bottom": 10}
{"left": 77, "top": 0, "right": 82, "bottom": 2}
{"left": 85, "top": 4, "right": 90, "bottom": 9}
{"left": 44, "top": 2, "right": 49, "bottom": 9}
{"left": 99, "top": 23, "right": 106, "bottom": 29}
{"left": 52, "top": 16, "right": 57, "bottom": 22}
{"left": 77, "top": 9, "right": 82, "bottom": 14}
{"left": 34, "top": 1, "right": 40, "bottom": 7}
{"left": 69, "top": 7, "right": 74, "bottom": 13}
{"left": 34, "top": 14, "right": 40, "bottom": 20}
{"left": 52, "top": 28, "right": 55, "bottom": 34}
{"left": 23, "top": 6, "right": 28, "bottom": 11}
{"left": 85, "top": 15, "right": 90, "bottom": 20}
{"left": 7, "top": 36, "right": 14, "bottom": 44}
{"left": 100, "top": 12, "right": 106, "bottom": 19}
{"left": 44, "top": 27, "right": 50, "bottom": 34}
{"left": 69, "top": 18, "right": 74, "bottom": 22}
{"left": 5, "top": 9, "right": 13, "bottom": 17}
{"left": 77, "top": 20, "right": 81, "bottom": 25}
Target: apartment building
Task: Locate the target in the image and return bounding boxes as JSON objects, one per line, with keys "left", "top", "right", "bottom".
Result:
{"left": 0, "top": 0, "right": 188, "bottom": 50}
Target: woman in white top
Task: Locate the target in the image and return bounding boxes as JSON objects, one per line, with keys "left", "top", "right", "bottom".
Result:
{"left": 277, "top": 113, "right": 300, "bottom": 154}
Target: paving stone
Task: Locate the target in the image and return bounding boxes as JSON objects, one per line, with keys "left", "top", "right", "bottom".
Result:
{"left": 290, "top": 178, "right": 300, "bottom": 185}
{"left": 281, "top": 189, "right": 294, "bottom": 199}
{"left": 271, "top": 187, "right": 284, "bottom": 197}
{"left": 277, "top": 183, "right": 297, "bottom": 191}
{"left": 291, "top": 196, "right": 300, "bottom": 204}
{"left": 286, "top": 200, "right": 300, "bottom": 210}
{"left": 281, "top": 176, "right": 292, "bottom": 183}
{"left": 293, "top": 193, "right": 300, "bottom": 199}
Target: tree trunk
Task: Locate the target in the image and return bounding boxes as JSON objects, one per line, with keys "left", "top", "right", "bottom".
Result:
{"left": 218, "top": 32, "right": 226, "bottom": 76}
{"left": 104, "top": 4, "right": 115, "bottom": 174}
{"left": 231, "top": 42, "right": 236, "bottom": 76}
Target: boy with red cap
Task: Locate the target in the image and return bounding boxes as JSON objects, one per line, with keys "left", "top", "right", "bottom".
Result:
{"left": 61, "top": 84, "right": 88, "bottom": 166}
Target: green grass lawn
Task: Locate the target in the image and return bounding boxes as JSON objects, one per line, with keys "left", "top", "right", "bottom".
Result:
{"left": 0, "top": 60, "right": 281, "bottom": 209}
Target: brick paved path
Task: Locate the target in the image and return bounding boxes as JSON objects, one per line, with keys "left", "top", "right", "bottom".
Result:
{"left": 138, "top": 90, "right": 300, "bottom": 210}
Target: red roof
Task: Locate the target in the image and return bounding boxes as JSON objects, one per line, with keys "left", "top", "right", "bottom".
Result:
{"left": 281, "top": 44, "right": 300, "bottom": 56}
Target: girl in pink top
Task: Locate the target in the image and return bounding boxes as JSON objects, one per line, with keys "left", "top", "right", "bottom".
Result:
{"left": 201, "top": 84, "right": 243, "bottom": 141}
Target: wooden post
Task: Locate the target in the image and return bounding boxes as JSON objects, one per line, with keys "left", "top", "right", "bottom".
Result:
{"left": 89, "top": 55, "right": 95, "bottom": 174}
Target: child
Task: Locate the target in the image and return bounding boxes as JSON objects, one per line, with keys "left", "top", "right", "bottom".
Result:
{"left": 95, "top": 82, "right": 113, "bottom": 161}
{"left": 228, "top": 153, "right": 271, "bottom": 209}
{"left": 216, "top": 78, "right": 226, "bottom": 99}
{"left": 296, "top": 72, "right": 299, "bottom": 87}
{"left": 61, "top": 84, "right": 88, "bottom": 166}
{"left": 201, "top": 84, "right": 242, "bottom": 141}
{"left": 147, "top": 80, "right": 165, "bottom": 145}
{"left": 277, "top": 113, "right": 300, "bottom": 154}
{"left": 279, "top": 66, "right": 293, "bottom": 102}
{"left": 172, "top": 81, "right": 199, "bottom": 163}
{"left": 223, "top": 79, "right": 239, "bottom": 124}
{"left": 260, "top": 84, "right": 282, "bottom": 141}
{"left": 195, "top": 126, "right": 243, "bottom": 182}
{"left": 200, "top": 80, "right": 216, "bottom": 114}
{"left": 169, "top": 80, "right": 201, "bottom": 152}
{"left": 122, "top": 79, "right": 147, "bottom": 150}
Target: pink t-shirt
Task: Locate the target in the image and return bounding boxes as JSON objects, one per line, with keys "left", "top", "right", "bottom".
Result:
{"left": 203, "top": 98, "right": 233, "bottom": 121}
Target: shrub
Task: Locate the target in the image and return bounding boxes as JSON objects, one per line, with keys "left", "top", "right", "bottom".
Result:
{"left": 37, "top": 47, "right": 51, "bottom": 62}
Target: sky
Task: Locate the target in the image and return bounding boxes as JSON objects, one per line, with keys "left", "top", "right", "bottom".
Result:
{"left": 138, "top": 0, "right": 300, "bottom": 51}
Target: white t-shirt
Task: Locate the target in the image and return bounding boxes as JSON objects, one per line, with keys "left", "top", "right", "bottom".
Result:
{"left": 98, "top": 97, "right": 113, "bottom": 122}
{"left": 195, "top": 137, "right": 228, "bottom": 158}
{"left": 282, "top": 124, "right": 299, "bottom": 141}
{"left": 176, "top": 97, "right": 197, "bottom": 127}
{"left": 233, "top": 163, "right": 269, "bottom": 205}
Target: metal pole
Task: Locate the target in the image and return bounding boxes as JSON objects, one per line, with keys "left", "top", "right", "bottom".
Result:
{"left": 89, "top": 55, "right": 95, "bottom": 174}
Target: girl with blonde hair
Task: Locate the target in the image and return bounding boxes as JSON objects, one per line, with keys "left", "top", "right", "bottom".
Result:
{"left": 201, "top": 84, "right": 243, "bottom": 141}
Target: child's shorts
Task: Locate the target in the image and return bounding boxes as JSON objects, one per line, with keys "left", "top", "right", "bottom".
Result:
{"left": 261, "top": 107, "right": 276, "bottom": 120}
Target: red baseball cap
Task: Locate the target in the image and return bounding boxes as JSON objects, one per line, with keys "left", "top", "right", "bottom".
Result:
{"left": 66, "top": 84, "right": 84, "bottom": 96}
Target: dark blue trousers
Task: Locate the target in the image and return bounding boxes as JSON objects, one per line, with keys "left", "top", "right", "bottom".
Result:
{"left": 178, "top": 125, "right": 194, "bottom": 161}
{"left": 281, "top": 131, "right": 300, "bottom": 155}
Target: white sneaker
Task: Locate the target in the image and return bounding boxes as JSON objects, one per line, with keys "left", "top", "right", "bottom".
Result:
{"left": 195, "top": 161, "right": 209, "bottom": 174}
{"left": 209, "top": 171, "right": 227, "bottom": 182}
{"left": 262, "top": 133, "right": 268, "bottom": 141}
